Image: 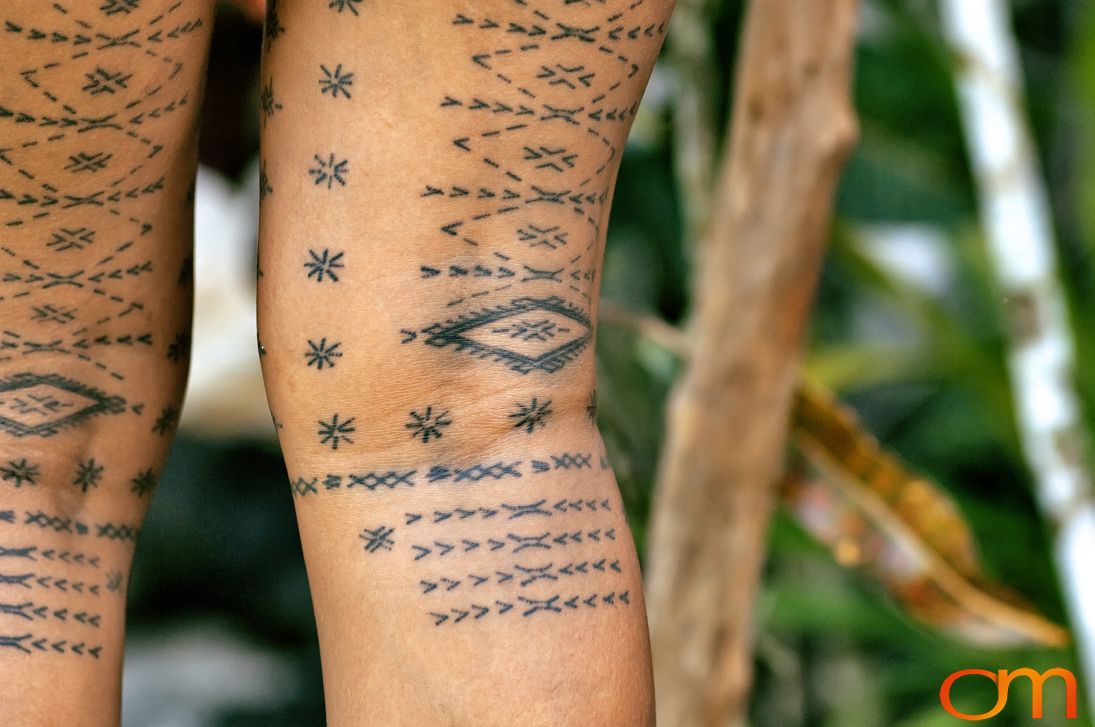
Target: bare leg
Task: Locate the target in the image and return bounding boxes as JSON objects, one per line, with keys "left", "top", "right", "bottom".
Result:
{"left": 0, "top": 2, "right": 213, "bottom": 723}
{"left": 258, "top": 1, "right": 672, "bottom": 724}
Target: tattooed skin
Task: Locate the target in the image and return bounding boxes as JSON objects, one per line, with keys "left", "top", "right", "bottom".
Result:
{"left": 0, "top": 0, "right": 211, "bottom": 686}
{"left": 0, "top": 1, "right": 203, "bottom": 437}
{"left": 398, "top": 1, "right": 667, "bottom": 377}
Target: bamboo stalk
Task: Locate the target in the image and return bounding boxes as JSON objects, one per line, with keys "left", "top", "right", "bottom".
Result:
{"left": 940, "top": 0, "right": 1095, "bottom": 700}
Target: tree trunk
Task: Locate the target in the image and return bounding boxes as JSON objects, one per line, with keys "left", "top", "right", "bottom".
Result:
{"left": 645, "top": 1, "right": 860, "bottom": 724}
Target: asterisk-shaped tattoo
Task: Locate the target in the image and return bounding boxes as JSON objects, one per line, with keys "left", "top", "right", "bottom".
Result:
{"left": 151, "top": 406, "right": 178, "bottom": 436}
{"left": 509, "top": 398, "right": 552, "bottom": 434}
{"left": 305, "top": 338, "right": 343, "bottom": 370}
{"left": 304, "top": 248, "right": 345, "bottom": 282}
{"left": 309, "top": 153, "right": 349, "bottom": 189}
{"left": 130, "top": 468, "right": 156, "bottom": 497}
{"left": 1, "top": 459, "right": 40, "bottom": 487}
{"left": 318, "top": 414, "right": 356, "bottom": 450}
{"left": 328, "top": 0, "right": 363, "bottom": 16}
{"left": 73, "top": 459, "right": 104, "bottom": 493}
{"left": 319, "top": 64, "right": 353, "bottom": 99}
{"left": 405, "top": 406, "right": 452, "bottom": 443}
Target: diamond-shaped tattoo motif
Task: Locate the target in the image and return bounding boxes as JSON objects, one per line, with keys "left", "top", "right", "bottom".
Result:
{"left": 0, "top": 374, "right": 126, "bottom": 438}
{"left": 418, "top": 297, "right": 592, "bottom": 375}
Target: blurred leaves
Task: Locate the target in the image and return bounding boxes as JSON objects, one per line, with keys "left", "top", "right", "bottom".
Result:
{"left": 786, "top": 380, "right": 1068, "bottom": 648}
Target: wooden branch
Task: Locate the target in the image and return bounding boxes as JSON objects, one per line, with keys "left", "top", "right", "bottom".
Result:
{"left": 644, "top": 1, "right": 860, "bottom": 724}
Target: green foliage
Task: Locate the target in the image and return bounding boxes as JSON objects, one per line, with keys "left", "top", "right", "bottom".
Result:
{"left": 594, "top": 0, "right": 1092, "bottom": 723}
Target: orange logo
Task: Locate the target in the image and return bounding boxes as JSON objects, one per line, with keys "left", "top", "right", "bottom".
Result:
{"left": 939, "top": 668, "right": 1078, "bottom": 720}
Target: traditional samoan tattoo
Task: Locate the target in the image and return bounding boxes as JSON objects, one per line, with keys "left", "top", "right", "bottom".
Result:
{"left": 305, "top": 338, "right": 343, "bottom": 370}
{"left": 72, "top": 459, "right": 104, "bottom": 493}
{"left": 318, "top": 413, "right": 356, "bottom": 450}
{"left": 259, "top": 159, "right": 273, "bottom": 200}
{"left": 405, "top": 296, "right": 593, "bottom": 375}
{"left": 1, "top": 459, "right": 40, "bottom": 488}
{"left": 260, "top": 78, "right": 284, "bottom": 125}
{"left": 319, "top": 64, "right": 354, "bottom": 99}
{"left": 402, "top": 497, "right": 612, "bottom": 525}
{"left": 0, "top": 373, "right": 126, "bottom": 439}
{"left": 405, "top": 406, "right": 452, "bottom": 443}
{"left": 298, "top": 440, "right": 629, "bottom": 628}
{"left": 304, "top": 248, "right": 344, "bottom": 283}
{"left": 289, "top": 450, "right": 603, "bottom": 497}
{"left": 360, "top": 525, "right": 395, "bottom": 553}
{"left": 417, "top": 558, "right": 622, "bottom": 593}
{"left": 129, "top": 468, "right": 156, "bottom": 497}
{"left": 150, "top": 405, "right": 178, "bottom": 435}
{"left": 509, "top": 397, "right": 552, "bottom": 433}
{"left": 586, "top": 390, "right": 597, "bottom": 422}
{"left": 166, "top": 332, "right": 191, "bottom": 364}
{"left": 264, "top": 0, "right": 285, "bottom": 48}
{"left": 328, "top": 0, "right": 363, "bottom": 16}
{"left": 308, "top": 153, "right": 349, "bottom": 189}
{"left": 0, "top": 2, "right": 207, "bottom": 441}
{"left": 0, "top": 500, "right": 132, "bottom": 661}
{"left": 17, "top": 509, "right": 139, "bottom": 544}
{"left": 403, "top": 1, "right": 667, "bottom": 376}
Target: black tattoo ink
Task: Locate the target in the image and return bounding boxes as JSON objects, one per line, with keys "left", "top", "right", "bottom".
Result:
{"left": 101, "top": 0, "right": 140, "bottom": 16}
{"left": 405, "top": 406, "right": 452, "bottom": 443}
{"left": 259, "top": 159, "right": 273, "bottom": 200}
{"left": 151, "top": 406, "right": 178, "bottom": 435}
{"left": 416, "top": 297, "right": 592, "bottom": 375}
{"left": 0, "top": 373, "right": 126, "bottom": 438}
{"left": 0, "top": 459, "right": 39, "bottom": 488}
{"left": 167, "top": 333, "right": 191, "bottom": 363}
{"left": 72, "top": 459, "right": 104, "bottom": 493}
{"left": 260, "top": 78, "right": 284, "bottom": 125}
{"left": 319, "top": 64, "right": 353, "bottom": 99}
{"left": 328, "top": 0, "right": 363, "bottom": 16}
{"left": 304, "top": 248, "right": 344, "bottom": 283}
{"left": 129, "top": 469, "right": 156, "bottom": 497}
{"left": 264, "top": 0, "right": 285, "bottom": 46}
{"left": 309, "top": 153, "right": 349, "bottom": 189}
{"left": 360, "top": 525, "right": 395, "bottom": 554}
{"left": 317, "top": 414, "right": 356, "bottom": 450}
{"left": 305, "top": 338, "right": 343, "bottom": 370}
{"left": 509, "top": 397, "right": 552, "bottom": 433}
